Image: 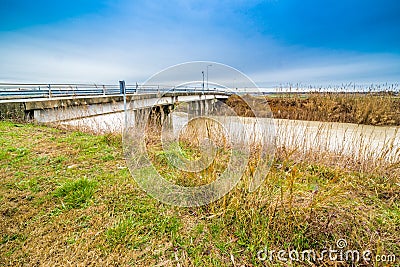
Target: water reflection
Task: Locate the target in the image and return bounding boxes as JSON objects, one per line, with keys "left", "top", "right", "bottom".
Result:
{"left": 63, "top": 111, "right": 400, "bottom": 163}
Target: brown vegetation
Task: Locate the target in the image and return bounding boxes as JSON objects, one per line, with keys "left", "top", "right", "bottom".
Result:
{"left": 1, "top": 93, "right": 399, "bottom": 266}
{"left": 225, "top": 93, "right": 400, "bottom": 126}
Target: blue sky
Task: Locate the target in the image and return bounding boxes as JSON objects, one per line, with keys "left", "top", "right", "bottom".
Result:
{"left": 0, "top": 0, "right": 399, "bottom": 86}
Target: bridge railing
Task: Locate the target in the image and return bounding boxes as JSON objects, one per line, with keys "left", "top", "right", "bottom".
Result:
{"left": 0, "top": 83, "right": 229, "bottom": 99}
{"left": 131, "top": 84, "right": 229, "bottom": 94}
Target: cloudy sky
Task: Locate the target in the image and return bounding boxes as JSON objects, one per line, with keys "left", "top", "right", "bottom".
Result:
{"left": 0, "top": 0, "right": 399, "bottom": 86}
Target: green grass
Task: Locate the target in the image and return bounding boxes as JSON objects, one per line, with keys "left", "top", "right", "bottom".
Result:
{"left": 53, "top": 177, "right": 98, "bottom": 209}
{"left": 0, "top": 121, "right": 399, "bottom": 266}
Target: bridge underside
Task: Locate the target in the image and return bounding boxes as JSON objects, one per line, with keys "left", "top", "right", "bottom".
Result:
{"left": 0, "top": 92, "right": 229, "bottom": 123}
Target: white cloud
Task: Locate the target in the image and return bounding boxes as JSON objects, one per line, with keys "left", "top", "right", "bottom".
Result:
{"left": 0, "top": 1, "right": 398, "bottom": 86}
{"left": 250, "top": 53, "right": 400, "bottom": 86}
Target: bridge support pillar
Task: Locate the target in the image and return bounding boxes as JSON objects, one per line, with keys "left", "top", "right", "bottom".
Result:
{"left": 203, "top": 100, "right": 208, "bottom": 115}
{"left": 188, "top": 99, "right": 215, "bottom": 118}
{"left": 200, "top": 100, "right": 206, "bottom": 115}
{"left": 188, "top": 101, "right": 199, "bottom": 119}
{"left": 147, "top": 104, "right": 174, "bottom": 130}
{"left": 131, "top": 108, "right": 148, "bottom": 128}
{"left": 202, "top": 100, "right": 214, "bottom": 115}
{"left": 208, "top": 99, "right": 216, "bottom": 114}
{"left": 163, "top": 105, "right": 174, "bottom": 130}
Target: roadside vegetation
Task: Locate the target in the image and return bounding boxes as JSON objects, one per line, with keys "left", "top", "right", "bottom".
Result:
{"left": 226, "top": 92, "right": 400, "bottom": 126}
{"left": 1, "top": 117, "right": 399, "bottom": 266}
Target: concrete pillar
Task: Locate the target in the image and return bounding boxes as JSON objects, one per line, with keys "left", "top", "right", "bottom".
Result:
{"left": 204, "top": 100, "right": 210, "bottom": 115}
{"left": 146, "top": 104, "right": 174, "bottom": 130}
{"left": 200, "top": 100, "right": 205, "bottom": 116}
{"left": 208, "top": 99, "right": 216, "bottom": 114}
{"left": 149, "top": 106, "right": 161, "bottom": 127}
{"left": 162, "top": 104, "right": 173, "bottom": 130}
{"left": 188, "top": 101, "right": 196, "bottom": 119}
{"left": 188, "top": 102, "right": 193, "bottom": 119}
{"left": 133, "top": 108, "right": 145, "bottom": 128}
{"left": 132, "top": 109, "right": 138, "bottom": 127}
{"left": 160, "top": 105, "right": 165, "bottom": 123}
{"left": 187, "top": 99, "right": 216, "bottom": 118}
{"left": 198, "top": 101, "right": 203, "bottom": 116}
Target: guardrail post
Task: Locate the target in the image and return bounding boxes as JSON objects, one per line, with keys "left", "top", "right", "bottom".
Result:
{"left": 120, "top": 80, "right": 127, "bottom": 126}
{"left": 48, "top": 84, "right": 52, "bottom": 98}
{"left": 119, "top": 80, "right": 126, "bottom": 95}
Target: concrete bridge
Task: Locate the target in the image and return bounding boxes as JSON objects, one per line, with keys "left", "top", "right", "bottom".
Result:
{"left": 0, "top": 82, "right": 230, "bottom": 123}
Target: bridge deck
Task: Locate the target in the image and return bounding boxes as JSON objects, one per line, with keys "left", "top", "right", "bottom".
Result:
{"left": 0, "top": 91, "right": 230, "bottom": 122}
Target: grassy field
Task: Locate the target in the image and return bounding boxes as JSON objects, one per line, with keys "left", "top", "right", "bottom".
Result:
{"left": 1, "top": 120, "right": 399, "bottom": 266}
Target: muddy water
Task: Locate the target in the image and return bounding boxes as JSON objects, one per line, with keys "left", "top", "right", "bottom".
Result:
{"left": 63, "top": 111, "right": 400, "bottom": 163}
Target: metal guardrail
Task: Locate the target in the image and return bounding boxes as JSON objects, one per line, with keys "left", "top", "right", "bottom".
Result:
{"left": 0, "top": 83, "right": 230, "bottom": 99}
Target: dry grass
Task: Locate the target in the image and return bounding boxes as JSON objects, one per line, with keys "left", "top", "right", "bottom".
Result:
{"left": 1, "top": 115, "right": 399, "bottom": 266}
{"left": 226, "top": 92, "right": 400, "bottom": 126}
{"left": 1, "top": 89, "right": 400, "bottom": 267}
